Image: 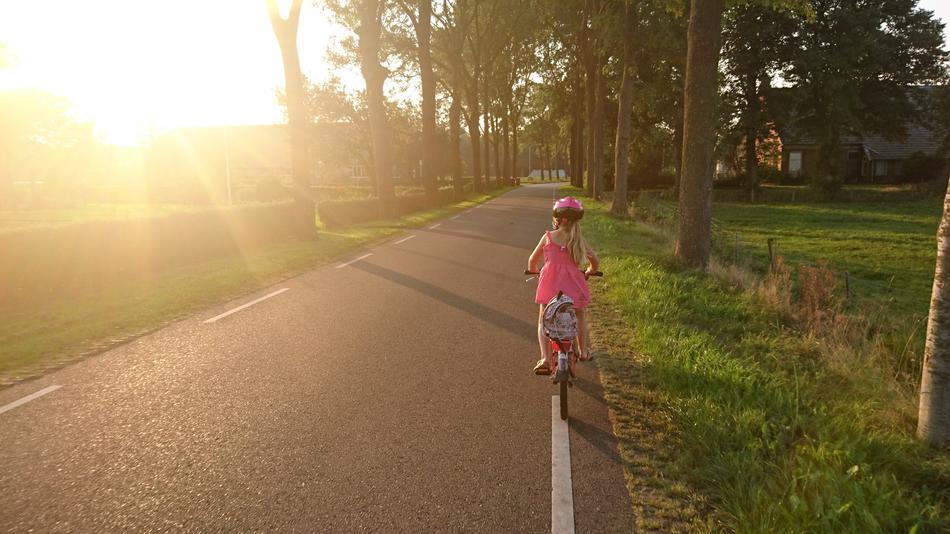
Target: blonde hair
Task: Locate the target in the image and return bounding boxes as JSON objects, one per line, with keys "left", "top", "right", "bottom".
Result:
{"left": 557, "top": 218, "right": 588, "bottom": 267}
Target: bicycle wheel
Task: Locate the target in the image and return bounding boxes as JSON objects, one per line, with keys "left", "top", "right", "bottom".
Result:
{"left": 559, "top": 380, "right": 568, "bottom": 420}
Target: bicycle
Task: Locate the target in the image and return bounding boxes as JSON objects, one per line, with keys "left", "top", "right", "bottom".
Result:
{"left": 524, "top": 269, "right": 603, "bottom": 420}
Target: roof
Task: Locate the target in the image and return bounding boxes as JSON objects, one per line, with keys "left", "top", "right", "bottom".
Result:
{"left": 782, "top": 125, "right": 946, "bottom": 159}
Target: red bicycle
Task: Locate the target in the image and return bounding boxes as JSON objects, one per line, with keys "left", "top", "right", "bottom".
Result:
{"left": 525, "top": 269, "right": 602, "bottom": 420}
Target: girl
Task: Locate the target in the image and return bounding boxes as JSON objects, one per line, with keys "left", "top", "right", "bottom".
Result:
{"left": 527, "top": 196, "right": 599, "bottom": 373}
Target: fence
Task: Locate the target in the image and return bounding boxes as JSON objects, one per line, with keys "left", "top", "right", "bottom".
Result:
{"left": 633, "top": 197, "right": 923, "bottom": 310}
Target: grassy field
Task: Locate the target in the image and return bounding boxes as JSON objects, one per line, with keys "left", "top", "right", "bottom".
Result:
{"left": 0, "top": 188, "right": 512, "bottom": 386}
{"left": 568, "top": 187, "right": 949, "bottom": 532}
{"left": 639, "top": 198, "right": 942, "bottom": 317}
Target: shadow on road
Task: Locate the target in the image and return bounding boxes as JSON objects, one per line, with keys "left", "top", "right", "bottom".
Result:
{"left": 351, "top": 261, "right": 536, "bottom": 339}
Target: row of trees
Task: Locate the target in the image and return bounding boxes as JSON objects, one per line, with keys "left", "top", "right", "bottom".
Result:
{"left": 270, "top": 0, "right": 947, "bottom": 262}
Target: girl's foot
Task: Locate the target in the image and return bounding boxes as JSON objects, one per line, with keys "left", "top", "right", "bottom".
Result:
{"left": 534, "top": 358, "right": 551, "bottom": 375}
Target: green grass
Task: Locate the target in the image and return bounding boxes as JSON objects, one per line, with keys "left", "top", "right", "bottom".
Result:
{"left": 711, "top": 201, "right": 941, "bottom": 316}
{"left": 571, "top": 189, "right": 950, "bottom": 532}
{"left": 0, "top": 203, "right": 207, "bottom": 231}
{"left": 0, "top": 188, "right": 513, "bottom": 385}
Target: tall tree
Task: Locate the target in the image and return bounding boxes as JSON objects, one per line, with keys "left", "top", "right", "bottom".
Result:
{"left": 267, "top": 0, "right": 315, "bottom": 236}
{"left": 674, "top": 0, "right": 724, "bottom": 269}
{"left": 611, "top": 0, "right": 638, "bottom": 216}
{"left": 356, "top": 0, "right": 397, "bottom": 216}
{"left": 919, "top": 178, "right": 950, "bottom": 447}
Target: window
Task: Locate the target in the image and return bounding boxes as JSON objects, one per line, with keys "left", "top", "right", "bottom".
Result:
{"left": 874, "top": 160, "right": 888, "bottom": 177}
{"left": 788, "top": 151, "right": 802, "bottom": 176}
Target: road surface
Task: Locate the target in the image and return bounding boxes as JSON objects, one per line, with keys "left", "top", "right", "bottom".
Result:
{"left": 0, "top": 184, "right": 633, "bottom": 532}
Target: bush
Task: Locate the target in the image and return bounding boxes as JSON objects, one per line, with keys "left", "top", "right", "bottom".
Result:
{"left": 808, "top": 173, "right": 843, "bottom": 199}
{"left": 257, "top": 178, "right": 291, "bottom": 202}
{"left": 903, "top": 151, "right": 947, "bottom": 182}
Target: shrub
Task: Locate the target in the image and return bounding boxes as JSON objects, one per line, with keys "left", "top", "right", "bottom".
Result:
{"left": 903, "top": 151, "right": 946, "bottom": 182}
{"left": 808, "top": 173, "right": 843, "bottom": 199}
{"left": 317, "top": 198, "right": 381, "bottom": 228}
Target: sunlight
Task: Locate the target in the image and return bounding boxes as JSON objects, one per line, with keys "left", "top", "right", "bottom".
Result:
{"left": 0, "top": 0, "right": 335, "bottom": 146}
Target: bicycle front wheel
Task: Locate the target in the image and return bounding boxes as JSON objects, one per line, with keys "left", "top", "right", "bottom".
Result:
{"left": 559, "top": 380, "right": 568, "bottom": 420}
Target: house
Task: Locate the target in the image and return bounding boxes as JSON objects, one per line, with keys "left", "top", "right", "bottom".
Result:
{"left": 779, "top": 124, "right": 949, "bottom": 182}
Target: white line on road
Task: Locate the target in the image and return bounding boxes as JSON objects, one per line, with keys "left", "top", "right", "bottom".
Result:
{"left": 203, "top": 288, "right": 290, "bottom": 323}
{"left": 0, "top": 385, "right": 62, "bottom": 416}
{"left": 450, "top": 215, "right": 460, "bottom": 220}
{"left": 334, "top": 253, "right": 374, "bottom": 270}
{"left": 551, "top": 396, "right": 575, "bottom": 534}
{"left": 428, "top": 223, "right": 441, "bottom": 230}
{"left": 394, "top": 235, "right": 416, "bottom": 245}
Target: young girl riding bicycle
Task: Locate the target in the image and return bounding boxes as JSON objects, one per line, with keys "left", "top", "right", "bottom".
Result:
{"left": 527, "top": 196, "right": 599, "bottom": 373}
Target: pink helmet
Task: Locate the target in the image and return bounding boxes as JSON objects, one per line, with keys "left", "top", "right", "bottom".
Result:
{"left": 553, "top": 196, "right": 584, "bottom": 220}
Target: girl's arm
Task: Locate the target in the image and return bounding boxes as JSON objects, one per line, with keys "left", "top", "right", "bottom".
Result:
{"left": 527, "top": 235, "right": 546, "bottom": 272}
{"left": 584, "top": 238, "right": 600, "bottom": 275}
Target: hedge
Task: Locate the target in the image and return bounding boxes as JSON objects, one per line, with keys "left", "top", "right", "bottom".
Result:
{"left": 317, "top": 184, "right": 473, "bottom": 228}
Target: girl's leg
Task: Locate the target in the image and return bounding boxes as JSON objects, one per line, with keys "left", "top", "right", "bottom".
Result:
{"left": 537, "top": 305, "right": 549, "bottom": 365}
{"left": 575, "top": 307, "right": 590, "bottom": 360}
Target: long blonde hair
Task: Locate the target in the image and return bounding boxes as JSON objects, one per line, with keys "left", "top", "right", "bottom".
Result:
{"left": 556, "top": 218, "right": 588, "bottom": 267}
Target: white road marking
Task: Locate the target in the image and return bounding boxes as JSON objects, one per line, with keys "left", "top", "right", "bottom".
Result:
{"left": 0, "top": 385, "right": 62, "bottom": 416}
{"left": 450, "top": 215, "right": 460, "bottom": 220}
{"left": 334, "top": 253, "right": 374, "bottom": 270}
{"left": 394, "top": 235, "right": 416, "bottom": 245}
{"left": 551, "top": 396, "right": 575, "bottom": 534}
{"left": 203, "top": 288, "right": 290, "bottom": 323}
{"left": 428, "top": 223, "right": 441, "bottom": 230}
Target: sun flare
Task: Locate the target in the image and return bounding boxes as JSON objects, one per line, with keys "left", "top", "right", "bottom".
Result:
{"left": 0, "top": 0, "right": 335, "bottom": 146}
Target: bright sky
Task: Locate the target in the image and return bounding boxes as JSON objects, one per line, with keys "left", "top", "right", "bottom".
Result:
{"left": 0, "top": 0, "right": 353, "bottom": 145}
{"left": 0, "top": 1, "right": 947, "bottom": 147}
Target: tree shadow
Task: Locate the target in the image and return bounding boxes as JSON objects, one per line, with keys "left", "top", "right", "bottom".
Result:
{"left": 351, "top": 261, "right": 536, "bottom": 339}
{"left": 569, "top": 417, "right": 624, "bottom": 466}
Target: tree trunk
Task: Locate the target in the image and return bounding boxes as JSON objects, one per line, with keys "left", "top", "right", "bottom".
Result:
{"left": 592, "top": 56, "right": 607, "bottom": 200}
{"left": 357, "top": 0, "right": 395, "bottom": 217}
{"left": 611, "top": 0, "right": 637, "bottom": 216}
{"left": 465, "top": 83, "right": 482, "bottom": 192}
{"left": 918, "top": 177, "right": 950, "bottom": 447}
{"left": 416, "top": 0, "right": 438, "bottom": 207}
{"left": 512, "top": 125, "right": 520, "bottom": 178}
{"left": 743, "top": 71, "right": 759, "bottom": 200}
{"left": 674, "top": 0, "right": 724, "bottom": 269}
{"left": 267, "top": 0, "right": 314, "bottom": 237}
{"left": 482, "top": 113, "right": 491, "bottom": 185}
{"left": 492, "top": 114, "right": 502, "bottom": 188}
{"left": 501, "top": 114, "right": 510, "bottom": 185}
{"left": 541, "top": 145, "right": 548, "bottom": 181}
{"left": 450, "top": 91, "right": 464, "bottom": 200}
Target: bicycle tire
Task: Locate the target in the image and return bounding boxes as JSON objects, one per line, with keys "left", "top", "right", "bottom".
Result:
{"left": 560, "top": 380, "right": 568, "bottom": 420}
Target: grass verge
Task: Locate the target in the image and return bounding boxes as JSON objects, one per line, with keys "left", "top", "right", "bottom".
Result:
{"left": 0, "top": 188, "right": 513, "bottom": 387}
{"left": 571, "top": 188, "right": 950, "bottom": 532}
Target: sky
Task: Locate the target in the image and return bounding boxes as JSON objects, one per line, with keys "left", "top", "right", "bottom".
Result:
{"left": 0, "top": 0, "right": 948, "bottom": 147}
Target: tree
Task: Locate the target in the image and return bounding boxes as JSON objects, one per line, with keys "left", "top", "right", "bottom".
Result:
{"left": 394, "top": 0, "right": 439, "bottom": 206}
{"left": 721, "top": 4, "right": 797, "bottom": 195}
{"left": 919, "top": 177, "right": 950, "bottom": 447}
{"left": 611, "top": 0, "right": 638, "bottom": 216}
{"left": 785, "top": 0, "right": 948, "bottom": 181}
{"left": 356, "top": 0, "right": 397, "bottom": 216}
{"left": 674, "top": 0, "right": 724, "bottom": 269}
{"left": 267, "top": 0, "right": 316, "bottom": 236}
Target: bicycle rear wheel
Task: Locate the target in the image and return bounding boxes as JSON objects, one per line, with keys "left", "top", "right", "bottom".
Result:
{"left": 559, "top": 380, "right": 568, "bottom": 420}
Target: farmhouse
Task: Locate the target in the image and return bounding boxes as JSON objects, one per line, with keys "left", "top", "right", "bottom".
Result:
{"left": 778, "top": 124, "right": 949, "bottom": 182}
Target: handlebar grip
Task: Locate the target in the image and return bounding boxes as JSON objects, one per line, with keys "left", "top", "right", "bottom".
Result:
{"left": 524, "top": 269, "right": 539, "bottom": 275}
{"left": 589, "top": 271, "right": 604, "bottom": 277}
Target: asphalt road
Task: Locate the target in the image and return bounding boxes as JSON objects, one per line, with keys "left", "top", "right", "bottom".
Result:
{"left": 0, "top": 184, "right": 633, "bottom": 533}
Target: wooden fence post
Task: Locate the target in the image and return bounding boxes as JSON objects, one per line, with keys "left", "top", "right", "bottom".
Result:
{"left": 767, "top": 238, "right": 775, "bottom": 273}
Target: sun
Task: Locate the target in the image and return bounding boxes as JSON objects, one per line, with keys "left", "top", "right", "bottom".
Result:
{"left": 0, "top": 0, "right": 336, "bottom": 146}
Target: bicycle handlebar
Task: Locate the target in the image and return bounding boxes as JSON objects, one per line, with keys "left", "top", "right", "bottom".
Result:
{"left": 524, "top": 269, "right": 603, "bottom": 277}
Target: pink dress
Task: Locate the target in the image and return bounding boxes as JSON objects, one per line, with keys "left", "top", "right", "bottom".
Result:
{"left": 535, "top": 231, "right": 591, "bottom": 309}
